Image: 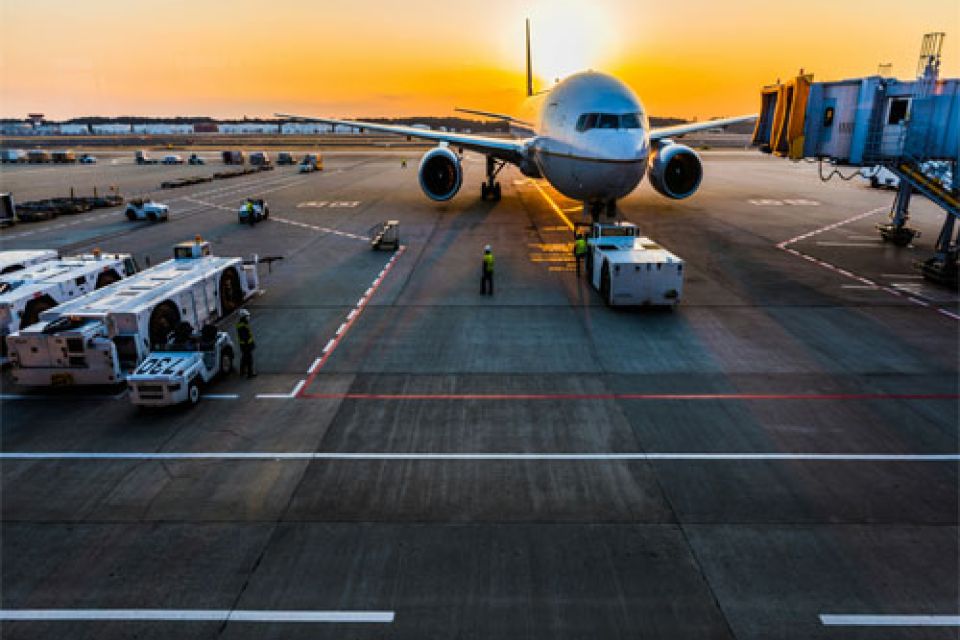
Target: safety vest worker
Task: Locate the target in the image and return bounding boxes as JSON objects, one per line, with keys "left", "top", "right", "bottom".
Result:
{"left": 573, "top": 234, "right": 588, "bottom": 277}
{"left": 236, "top": 309, "right": 256, "bottom": 377}
{"left": 481, "top": 245, "right": 495, "bottom": 296}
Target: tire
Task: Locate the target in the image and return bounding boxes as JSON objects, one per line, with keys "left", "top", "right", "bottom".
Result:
{"left": 481, "top": 184, "right": 488, "bottom": 200}
{"left": 148, "top": 301, "right": 180, "bottom": 346}
{"left": 95, "top": 269, "right": 121, "bottom": 289}
{"left": 870, "top": 177, "right": 879, "bottom": 188}
{"left": 21, "top": 296, "right": 57, "bottom": 328}
{"left": 600, "top": 262, "right": 612, "bottom": 306}
{"left": 493, "top": 183, "right": 501, "bottom": 201}
{"left": 126, "top": 209, "right": 136, "bottom": 221}
{"left": 187, "top": 379, "right": 201, "bottom": 405}
{"left": 585, "top": 252, "right": 594, "bottom": 281}
{"left": 148, "top": 212, "right": 157, "bottom": 222}
{"left": 263, "top": 207, "right": 269, "bottom": 219}
{"left": 219, "top": 268, "right": 243, "bottom": 315}
{"left": 220, "top": 349, "right": 234, "bottom": 376}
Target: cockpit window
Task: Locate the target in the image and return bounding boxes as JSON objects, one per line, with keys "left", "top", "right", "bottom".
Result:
{"left": 576, "top": 112, "right": 644, "bottom": 132}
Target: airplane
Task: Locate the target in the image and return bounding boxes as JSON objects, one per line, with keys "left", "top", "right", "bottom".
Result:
{"left": 278, "top": 20, "right": 755, "bottom": 221}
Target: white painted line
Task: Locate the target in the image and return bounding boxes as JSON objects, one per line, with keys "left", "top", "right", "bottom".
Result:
{"left": 347, "top": 309, "right": 357, "bottom": 321}
{"left": 841, "top": 285, "right": 879, "bottom": 290}
{"left": 907, "top": 297, "right": 929, "bottom": 307}
{"left": 322, "top": 339, "right": 335, "bottom": 353}
{"left": 820, "top": 614, "right": 960, "bottom": 627}
{"left": 1, "top": 452, "right": 956, "bottom": 461}
{"left": 309, "top": 357, "right": 323, "bottom": 374}
{"left": 336, "top": 323, "right": 347, "bottom": 335}
{"left": 0, "top": 609, "right": 395, "bottom": 623}
{"left": 815, "top": 242, "right": 880, "bottom": 247}
{"left": 290, "top": 380, "right": 306, "bottom": 397}
{"left": 365, "top": 287, "right": 374, "bottom": 297}
{"left": 255, "top": 394, "right": 294, "bottom": 399}
{"left": 357, "top": 297, "right": 365, "bottom": 307}
{"left": 938, "top": 308, "right": 960, "bottom": 320}
{"left": 201, "top": 394, "right": 239, "bottom": 400}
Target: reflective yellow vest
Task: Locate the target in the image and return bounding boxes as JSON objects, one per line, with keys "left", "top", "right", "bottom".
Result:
{"left": 574, "top": 237, "right": 587, "bottom": 256}
{"left": 483, "top": 253, "right": 494, "bottom": 273}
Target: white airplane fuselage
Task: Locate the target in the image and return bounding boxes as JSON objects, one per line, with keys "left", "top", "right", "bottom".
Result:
{"left": 526, "top": 71, "right": 650, "bottom": 203}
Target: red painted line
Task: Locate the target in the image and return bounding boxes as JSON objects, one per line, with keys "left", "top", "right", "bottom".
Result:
{"left": 297, "top": 392, "right": 960, "bottom": 401}
{"left": 296, "top": 246, "right": 406, "bottom": 396}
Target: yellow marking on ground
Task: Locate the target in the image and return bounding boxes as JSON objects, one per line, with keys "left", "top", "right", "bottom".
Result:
{"left": 530, "top": 180, "right": 575, "bottom": 232}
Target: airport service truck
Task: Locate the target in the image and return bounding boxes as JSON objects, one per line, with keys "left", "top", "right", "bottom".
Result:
{"left": 128, "top": 326, "right": 235, "bottom": 406}
{"left": 580, "top": 221, "right": 684, "bottom": 307}
{"left": 0, "top": 253, "right": 137, "bottom": 355}
{"left": 0, "top": 250, "right": 58, "bottom": 274}
{"left": 7, "top": 239, "right": 259, "bottom": 386}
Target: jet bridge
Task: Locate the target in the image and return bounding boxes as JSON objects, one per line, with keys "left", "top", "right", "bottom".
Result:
{"left": 752, "top": 33, "right": 959, "bottom": 286}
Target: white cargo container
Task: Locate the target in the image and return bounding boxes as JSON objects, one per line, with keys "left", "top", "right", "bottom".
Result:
{"left": 0, "top": 253, "right": 137, "bottom": 352}
{"left": 0, "top": 149, "right": 27, "bottom": 163}
{"left": 583, "top": 222, "right": 684, "bottom": 306}
{"left": 7, "top": 239, "right": 259, "bottom": 386}
{"left": 0, "top": 249, "right": 58, "bottom": 274}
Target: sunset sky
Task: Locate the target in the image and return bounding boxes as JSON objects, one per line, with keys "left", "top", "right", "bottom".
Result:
{"left": 1, "top": 0, "right": 957, "bottom": 121}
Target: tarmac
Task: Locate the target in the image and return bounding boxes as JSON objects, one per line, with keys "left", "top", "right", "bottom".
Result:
{"left": 0, "top": 149, "right": 957, "bottom": 639}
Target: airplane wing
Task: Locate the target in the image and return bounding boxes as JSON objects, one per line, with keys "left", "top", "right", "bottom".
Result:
{"left": 454, "top": 107, "right": 533, "bottom": 128}
{"left": 275, "top": 113, "right": 528, "bottom": 163}
{"left": 649, "top": 114, "right": 756, "bottom": 141}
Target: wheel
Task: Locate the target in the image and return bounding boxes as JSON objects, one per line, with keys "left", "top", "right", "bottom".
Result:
{"left": 21, "top": 296, "right": 56, "bottom": 328}
{"left": 220, "top": 349, "right": 234, "bottom": 376}
{"left": 481, "top": 184, "right": 488, "bottom": 200}
{"left": 600, "top": 262, "right": 612, "bottom": 305}
{"left": 493, "top": 183, "right": 501, "bottom": 201}
{"left": 126, "top": 209, "right": 136, "bottom": 221}
{"left": 95, "top": 269, "right": 121, "bottom": 289}
{"left": 148, "top": 211, "right": 157, "bottom": 222}
{"left": 870, "top": 176, "right": 879, "bottom": 188}
{"left": 187, "top": 380, "right": 201, "bottom": 405}
{"left": 148, "top": 301, "right": 180, "bottom": 346}
{"left": 263, "top": 207, "right": 269, "bottom": 219}
{"left": 218, "top": 268, "right": 243, "bottom": 315}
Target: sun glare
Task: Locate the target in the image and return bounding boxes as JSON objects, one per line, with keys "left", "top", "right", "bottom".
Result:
{"left": 524, "top": 2, "right": 621, "bottom": 89}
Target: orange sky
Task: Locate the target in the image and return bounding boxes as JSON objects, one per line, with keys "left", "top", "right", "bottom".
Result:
{"left": 1, "top": 0, "right": 957, "bottom": 120}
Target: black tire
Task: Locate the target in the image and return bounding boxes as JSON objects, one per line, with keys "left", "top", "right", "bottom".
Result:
{"left": 481, "top": 184, "right": 488, "bottom": 200}
{"left": 585, "top": 252, "right": 594, "bottom": 281}
{"left": 95, "top": 269, "right": 121, "bottom": 289}
{"left": 187, "top": 379, "right": 201, "bottom": 405}
{"left": 21, "top": 296, "right": 57, "bottom": 328}
{"left": 219, "top": 268, "right": 243, "bottom": 315}
{"left": 220, "top": 348, "right": 234, "bottom": 376}
{"left": 493, "top": 183, "right": 501, "bottom": 201}
{"left": 263, "top": 207, "right": 269, "bottom": 219}
{"left": 148, "top": 211, "right": 157, "bottom": 222}
{"left": 870, "top": 176, "right": 879, "bottom": 188}
{"left": 126, "top": 209, "right": 136, "bottom": 221}
{"left": 600, "top": 262, "right": 612, "bottom": 305}
{"left": 148, "top": 301, "right": 180, "bottom": 346}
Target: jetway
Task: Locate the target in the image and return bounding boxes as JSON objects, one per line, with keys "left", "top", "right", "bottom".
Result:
{"left": 752, "top": 33, "right": 959, "bottom": 286}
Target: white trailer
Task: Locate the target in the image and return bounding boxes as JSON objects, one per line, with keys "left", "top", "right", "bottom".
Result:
{"left": 582, "top": 221, "right": 684, "bottom": 306}
{"left": 0, "top": 250, "right": 58, "bottom": 274}
{"left": 7, "top": 240, "right": 259, "bottom": 386}
{"left": 0, "top": 252, "right": 137, "bottom": 349}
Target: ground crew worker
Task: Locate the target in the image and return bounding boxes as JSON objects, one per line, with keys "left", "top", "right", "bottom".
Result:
{"left": 245, "top": 199, "right": 255, "bottom": 226}
{"left": 573, "top": 233, "right": 588, "bottom": 276}
{"left": 481, "top": 245, "right": 495, "bottom": 295}
{"left": 236, "top": 309, "right": 256, "bottom": 377}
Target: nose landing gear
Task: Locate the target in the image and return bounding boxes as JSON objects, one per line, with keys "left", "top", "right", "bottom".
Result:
{"left": 585, "top": 200, "right": 619, "bottom": 223}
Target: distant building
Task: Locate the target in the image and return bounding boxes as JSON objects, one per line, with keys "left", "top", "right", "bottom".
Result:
{"left": 219, "top": 123, "right": 280, "bottom": 134}
{"left": 59, "top": 124, "right": 90, "bottom": 135}
{"left": 281, "top": 122, "right": 331, "bottom": 134}
{"left": 131, "top": 123, "right": 193, "bottom": 134}
{"left": 91, "top": 123, "right": 132, "bottom": 135}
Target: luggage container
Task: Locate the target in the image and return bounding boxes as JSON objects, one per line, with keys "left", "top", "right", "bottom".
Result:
{"left": 222, "top": 150, "right": 245, "bottom": 165}
{"left": 27, "top": 149, "right": 51, "bottom": 163}
{"left": 7, "top": 239, "right": 259, "bottom": 386}
{"left": 0, "top": 149, "right": 26, "bottom": 163}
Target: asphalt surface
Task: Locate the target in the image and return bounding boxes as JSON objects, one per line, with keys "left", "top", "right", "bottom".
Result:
{"left": 0, "top": 150, "right": 957, "bottom": 639}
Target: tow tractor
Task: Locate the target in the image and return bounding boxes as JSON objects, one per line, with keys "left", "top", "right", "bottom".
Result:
{"left": 125, "top": 198, "right": 170, "bottom": 222}
{"left": 128, "top": 323, "right": 235, "bottom": 406}
{"left": 578, "top": 221, "right": 684, "bottom": 307}
{"left": 238, "top": 199, "right": 269, "bottom": 224}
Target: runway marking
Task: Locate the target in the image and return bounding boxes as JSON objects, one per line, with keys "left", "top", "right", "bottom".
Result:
{"left": 255, "top": 379, "right": 305, "bottom": 399}
{"left": 1, "top": 452, "right": 956, "bottom": 462}
{"left": 297, "top": 246, "right": 406, "bottom": 391}
{"left": 776, "top": 206, "right": 958, "bottom": 321}
{"left": 201, "top": 393, "right": 239, "bottom": 400}
{"left": 529, "top": 180, "right": 575, "bottom": 231}
{"left": 814, "top": 241, "right": 880, "bottom": 247}
{"left": 296, "top": 391, "right": 959, "bottom": 401}
{"left": 820, "top": 615, "right": 960, "bottom": 627}
{"left": 0, "top": 609, "right": 395, "bottom": 624}
{"left": 272, "top": 216, "right": 367, "bottom": 241}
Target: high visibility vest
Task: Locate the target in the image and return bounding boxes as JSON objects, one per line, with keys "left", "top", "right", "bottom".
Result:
{"left": 245, "top": 202, "right": 253, "bottom": 213}
{"left": 574, "top": 238, "right": 587, "bottom": 256}
{"left": 236, "top": 319, "right": 254, "bottom": 346}
{"left": 483, "top": 253, "right": 494, "bottom": 273}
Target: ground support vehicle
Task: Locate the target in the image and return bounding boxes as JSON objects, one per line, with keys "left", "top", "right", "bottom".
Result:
{"left": 79, "top": 154, "right": 97, "bottom": 164}
{"left": 237, "top": 199, "right": 269, "bottom": 224}
{"left": 135, "top": 150, "right": 159, "bottom": 165}
{"left": 0, "top": 250, "right": 58, "bottom": 274}
{"left": 299, "top": 153, "right": 322, "bottom": 172}
{"left": 249, "top": 152, "right": 271, "bottom": 166}
{"left": 277, "top": 152, "right": 295, "bottom": 165}
{"left": 125, "top": 199, "right": 169, "bottom": 222}
{"left": 0, "top": 253, "right": 137, "bottom": 356}
{"left": 128, "top": 327, "right": 235, "bottom": 406}
{"left": 0, "top": 193, "right": 15, "bottom": 227}
{"left": 222, "top": 150, "right": 245, "bottom": 165}
{"left": 580, "top": 221, "right": 685, "bottom": 307}
{"left": 188, "top": 154, "right": 205, "bottom": 165}
{"left": 27, "top": 150, "right": 51, "bottom": 163}
{"left": 162, "top": 155, "right": 184, "bottom": 165}
{"left": 7, "top": 239, "right": 259, "bottom": 386}
{"left": 1, "top": 149, "right": 26, "bottom": 163}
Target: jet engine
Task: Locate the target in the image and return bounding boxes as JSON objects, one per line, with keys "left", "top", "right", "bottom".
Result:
{"left": 418, "top": 147, "right": 463, "bottom": 201}
{"left": 647, "top": 143, "right": 703, "bottom": 200}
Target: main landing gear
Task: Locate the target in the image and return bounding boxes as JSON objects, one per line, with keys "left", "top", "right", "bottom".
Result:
{"left": 481, "top": 156, "right": 504, "bottom": 201}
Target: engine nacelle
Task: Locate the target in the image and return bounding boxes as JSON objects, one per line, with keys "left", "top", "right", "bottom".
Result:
{"left": 418, "top": 147, "right": 463, "bottom": 201}
{"left": 647, "top": 143, "right": 703, "bottom": 200}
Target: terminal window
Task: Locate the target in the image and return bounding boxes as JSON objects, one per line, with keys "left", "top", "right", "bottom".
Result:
{"left": 888, "top": 98, "right": 909, "bottom": 125}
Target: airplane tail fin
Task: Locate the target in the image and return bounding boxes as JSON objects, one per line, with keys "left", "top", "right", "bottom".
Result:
{"left": 525, "top": 18, "right": 533, "bottom": 97}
